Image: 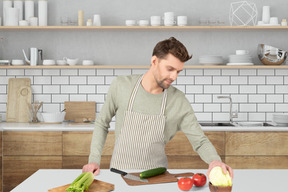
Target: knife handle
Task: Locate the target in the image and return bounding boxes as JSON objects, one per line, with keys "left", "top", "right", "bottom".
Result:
{"left": 110, "top": 168, "right": 127, "bottom": 176}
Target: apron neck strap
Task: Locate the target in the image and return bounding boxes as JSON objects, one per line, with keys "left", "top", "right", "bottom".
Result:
{"left": 128, "top": 74, "right": 168, "bottom": 115}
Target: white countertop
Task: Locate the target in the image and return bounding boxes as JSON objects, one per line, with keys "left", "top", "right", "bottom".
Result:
{"left": 0, "top": 122, "right": 288, "bottom": 131}
{"left": 11, "top": 169, "right": 288, "bottom": 192}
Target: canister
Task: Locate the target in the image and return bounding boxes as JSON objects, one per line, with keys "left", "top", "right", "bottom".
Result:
{"left": 25, "top": 0, "right": 34, "bottom": 21}
{"left": 38, "top": 0, "right": 48, "bottom": 26}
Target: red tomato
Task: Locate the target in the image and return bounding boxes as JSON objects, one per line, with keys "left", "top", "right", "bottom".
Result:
{"left": 177, "top": 177, "right": 193, "bottom": 191}
{"left": 192, "top": 173, "right": 207, "bottom": 187}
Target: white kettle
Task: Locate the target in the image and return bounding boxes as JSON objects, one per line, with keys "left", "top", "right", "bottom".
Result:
{"left": 23, "top": 48, "right": 43, "bottom": 66}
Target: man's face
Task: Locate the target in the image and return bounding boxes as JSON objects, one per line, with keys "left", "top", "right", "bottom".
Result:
{"left": 152, "top": 53, "right": 184, "bottom": 89}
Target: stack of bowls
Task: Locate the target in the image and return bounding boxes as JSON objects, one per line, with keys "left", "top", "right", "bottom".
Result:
{"left": 199, "top": 55, "right": 223, "bottom": 65}
{"left": 273, "top": 114, "right": 288, "bottom": 126}
{"left": 227, "top": 50, "right": 253, "bottom": 65}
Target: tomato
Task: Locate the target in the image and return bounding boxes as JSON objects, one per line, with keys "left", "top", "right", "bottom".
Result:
{"left": 177, "top": 177, "right": 193, "bottom": 191}
{"left": 192, "top": 173, "right": 207, "bottom": 187}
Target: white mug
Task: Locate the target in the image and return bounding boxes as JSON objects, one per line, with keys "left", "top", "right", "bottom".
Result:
{"left": 177, "top": 16, "right": 187, "bottom": 26}
{"left": 270, "top": 17, "right": 278, "bottom": 25}
{"left": 164, "top": 12, "right": 175, "bottom": 26}
{"left": 138, "top": 20, "right": 149, "bottom": 26}
{"left": 93, "top": 14, "right": 101, "bottom": 26}
{"left": 125, "top": 20, "right": 136, "bottom": 26}
{"left": 150, "top": 16, "right": 161, "bottom": 26}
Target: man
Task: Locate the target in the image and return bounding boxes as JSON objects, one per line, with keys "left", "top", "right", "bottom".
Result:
{"left": 83, "top": 37, "right": 233, "bottom": 178}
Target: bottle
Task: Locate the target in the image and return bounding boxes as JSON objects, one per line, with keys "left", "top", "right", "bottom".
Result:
{"left": 38, "top": 0, "right": 48, "bottom": 26}
{"left": 78, "top": 10, "right": 84, "bottom": 26}
{"left": 14, "top": 0, "right": 23, "bottom": 21}
{"left": 25, "top": 0, "right": 34, "bottom": 21}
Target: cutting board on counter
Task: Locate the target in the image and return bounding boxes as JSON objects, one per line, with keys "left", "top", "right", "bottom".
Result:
{"left": 16, "top": 86, "right": 32, "bottom": 122}
{"left": 121, "top": 171, "right": 194, "bottom": 186}
{"left": 6, "top": 78, "right": 31, "bottom": 122}
{"left": 48, "top": 179, "right": 114, "bottom": 192}
{"left": 64, "top": 101, "right": 96, "bottom": 122}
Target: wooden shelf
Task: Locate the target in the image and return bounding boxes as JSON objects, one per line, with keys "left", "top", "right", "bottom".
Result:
{"left": 1, "top": 65, "right": 288, "bottom": 69}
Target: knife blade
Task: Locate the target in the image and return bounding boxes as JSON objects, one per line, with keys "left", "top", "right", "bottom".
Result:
{"left": 110, "top": 168, "right": 149, "bottom": 183}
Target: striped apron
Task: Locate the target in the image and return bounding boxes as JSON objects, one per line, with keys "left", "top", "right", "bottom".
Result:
{"left": 110, "top": 75, "right": 168, "bottom": 169}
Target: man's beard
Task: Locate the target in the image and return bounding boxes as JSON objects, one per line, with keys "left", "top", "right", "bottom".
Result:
{"left": 156, "top": 78, "right": 170, "bottom": 90}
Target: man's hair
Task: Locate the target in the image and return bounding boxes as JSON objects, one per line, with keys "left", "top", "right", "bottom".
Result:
{"left": 152, "top": 37, "right": 192, "bottom": 62}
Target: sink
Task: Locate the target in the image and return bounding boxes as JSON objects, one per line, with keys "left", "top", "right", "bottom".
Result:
{"left": 199, "top": 122, "right": 235, "bottom": 126}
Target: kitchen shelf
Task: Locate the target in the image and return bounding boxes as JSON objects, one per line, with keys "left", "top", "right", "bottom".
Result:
{"left": 0, "top": 26, "right": 288, "bottom": 31}
{"left": 1, "top": 65, "right": 288, "bottom": 69}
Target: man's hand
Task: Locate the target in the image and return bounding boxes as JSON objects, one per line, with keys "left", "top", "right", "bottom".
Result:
{"left": 207, "top": 160, "right": 233, "bottom": 179}
{"left": 82, "top": 162, "right": 100, "bottom": 176}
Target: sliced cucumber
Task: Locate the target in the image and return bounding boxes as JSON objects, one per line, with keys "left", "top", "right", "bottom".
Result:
{"left": 140, "top": 167, "right": 167, "bottom": 178}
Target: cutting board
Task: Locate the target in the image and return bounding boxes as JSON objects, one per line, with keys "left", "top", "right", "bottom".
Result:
{"left": 121, "top": 171, "right": 194, "bottom": 186}
{"left": 64, "top": 101, "right": 96, "bottom": 122}
{"left": 6, "top": 78, "right": 31, "bottom": 122}
{"left": 16, "top": 86, "right": 32, "bottom": 122}
{"left": 48, "top": 179, "right": 114, "bottom": 192}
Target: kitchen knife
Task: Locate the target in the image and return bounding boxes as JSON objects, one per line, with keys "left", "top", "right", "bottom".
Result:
{"left": 110, "top": 168, "right": 149, "bottom": 183}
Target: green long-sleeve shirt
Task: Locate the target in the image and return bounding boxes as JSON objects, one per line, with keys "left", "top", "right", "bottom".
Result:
{"left": 89, "top": 74, "right": 221, "bottom": 165}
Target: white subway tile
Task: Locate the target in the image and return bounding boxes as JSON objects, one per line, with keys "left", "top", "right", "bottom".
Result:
{"left": 0, "top": 95, "right": 7, "bottom": 103}
{"left": 0, "top": 77, "right": 11, "bottom": 84}
{"left": 96, "top": 103, "right": 104, "bottom": 113}
{"left": 248, "top": 113, "right": 265, "bottom": 121}
{"left": 213, "top": 113, "right": 229, "bottom": 122}
{"left": 88, "top": 76, "right": 105, "bottom": 85}
{"left": 221, "top": 85, "right": 239, "bottom": 94}
{"left": 97, "top": 85, "right": 110, "bottom": 94}
{"left": 43, "top": 85, "right": 60, "bottom": 94}
{"left": 97, "top": 69, "right": 113, "bottom": 76}
{"left": 79, "top": 69, "right": 96, "bottom": 76}
{"left": 70, "top": 76, "right": 87, "bottom": 84}
{"left": 235, "top": 113, "right": 248, "bottom": 122}
{"left": 195, "top": 94, "right": 212, "bottom": 103}
{"left": 0, "top": 86, "right": 6, "bottom": 94}
{"left": 0, "top": 69, "right": 6, "bottom": 76}
{"left": 239, "top": 85, "right": 256, "bottom": 94}
{"left": 249, "top": 94, "right": 265, "bottom": 103}
{"left": 61, "top": 69, "right": 78, "bottom": 76}
{"left": 220, "top": 103, "right": 238, "bottom": 113}
{"left": 266, "top": 95, "right": 283, "bottom": 103}
{"left": 173, "top": 85, "right": 185, "bottom": 92}
{"left": 42, "top": 103, "right": 60, "bottom": 112}
{"left": 266, "top": 113, "right": 274, "bottom": 122}
{"left": 204, "top": 104, "right": 221, "bottom": 112}
{"left": 285, "top": 76, "right": 288, "bottom": 85}
{"left": 7, "top": 69, "right": 24, "bottom": 76}
{"left": 185, "top": 94, "right": 194, "bottom": 103}
{"left": 239, "top": 69, "right": 257, "bottom": 76}
{"left": 284, "top": 95, "right": 288, "bottom": 103}
{"left": 186, "top": 69, "right": 203, "bottom": 76}
{"left": 231, "top": 76, "right": 247, "bottom": 84}
{"left": 132, "top": 69, "right": 148, "bottom": 74}
{"left": 195, "top": 76, "right": 212, "bottom": 84}
{"left": 257, "top": 104, "right": 274, "bottom": 112}
{"left": 34, "top": 76, "right": 51, "bottom": 85}
{"left": 191, "top": 104, "right": 203, "bottom": 112}
{"left": 221, "top": 69, "right": 238, "bottom": 76}
{"left": 204, "top": 85, "right": 221, "bottom": 94}
{"left": 213, "top": 76, "right": 230, "bottom": 85}
{"left": 204, "top": 69, "right": 221, "bottom": 76}
{"left": 275, "top": 85, "right": 288, "bottom": 94}
{"left": 61, "top": 85, "right": 77, "bottom": 94}
{"left": 257, "top": 69, "right": 274, "bottom": 76}
{"left": 33, "top": 94, "right": 51, "bottom": 102}
{"left": 25, "top": 69, "right": 42, "bottom": 76}
{"left": 248, "top": 76, "right": 265, "bottom": 84}
{"left": 52, "top": 95, "right": 69, "bottom": 103}
{"left": 43, "top": 69, "right": 60, "bottom": 76}
{"left": 88, "top": 95, "right": 105, "bottom": 103}
{"left": 52, "top": 76, "right": 69, "bottom": 84}
{"left": 31, "top": 85, "right": 42, "bottom": 94}
{"left": 176, "top": 76, "right": 194, "bottom": 84}
{"left": 258, "top": 85, "right": 274, "bottom": 94}
{"left": 240, "top": 104, "right": 257, "bottom": 112}
{"left": 114, "top": 69, "right": 132, "bottom": 76}
{"left": 195, "top": 112, "right": 212, "bottom": 122}
{"left": 230, "top": 94, "right": 248, "bottom": 103}
{"left": 186, "top": 85, "right": 203, "bottom": 94}
{"left": 70, "top": 95, "right": 87, "bottom": 101}
{"left": 275, "top": 69, "right": 288, "bottom": 76}
{"left": 275, "top": 103, "right": 288, "bottom": 112}
{"left": 0, "top": 105, "right": 6, "bottom": 112}
{"left": 266, "top": 76, "right": 283, "bottom": 85}
{"left": 79, "top": 85, "right": 96, "bottom": 94}
{"left": 105, "top": 76, "right": 116, "bottom": 85}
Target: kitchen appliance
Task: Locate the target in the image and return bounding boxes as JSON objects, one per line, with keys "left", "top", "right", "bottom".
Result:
{"left": 110, "top": 168, "right": 149, "bottom": 183}
{"left": 258, "top": 44, "right": 288, "bottom": 65}
{"left": 48, "top": 179, "right": 114, "bottom": 192}
{"left": 23, "top": 47, "right": 43, "bottom": 66}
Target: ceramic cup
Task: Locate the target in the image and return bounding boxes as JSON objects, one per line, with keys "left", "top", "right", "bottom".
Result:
{"left": 150, "top": 16, "right": 161, "bottom": 26}
{"left": 138, "top": 20, "right": 149, "bottom": 26}
{"left": 19, "top": 20, "right": 28, "bottom": 26}
{"left": 93, "top": 14, "right": 101, "bottom": 26}
{"left": 270, "top": 17, "right": 279, "bottom": 25}
{"left": 125, "top": 20, "right": 136, "bottom": 26}
{"left": 29, "top": 17, "right": 38, "bottom": 26}
{"left": 164, "top": 12, "right": 176, "bottom": 26}
{"left": 177, "top": 16, "right": 187, "bottom": 26}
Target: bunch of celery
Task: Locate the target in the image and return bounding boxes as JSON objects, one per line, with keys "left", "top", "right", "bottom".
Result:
{"left": 66, "top": 172, "right": 94, "bottom": 192}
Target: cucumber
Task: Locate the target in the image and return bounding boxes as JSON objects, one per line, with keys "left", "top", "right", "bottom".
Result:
{"left": 139, "top": 167, "right": 167, "bottom": 178}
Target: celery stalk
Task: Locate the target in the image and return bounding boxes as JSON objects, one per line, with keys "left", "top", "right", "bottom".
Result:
{"left": 66, "top": 172, "right": 94, "bottom": 192}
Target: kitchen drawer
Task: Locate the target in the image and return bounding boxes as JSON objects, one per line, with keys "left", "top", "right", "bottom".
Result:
{"left": 225, "top": 132, "right": 288, "bottom": 155}
{"left": 63, "top": 155, "right": 112, "bottom": 169}
{"left": 3, "top": 131, "right": 62, "bottom": 156}
{"left": 165, "top": 131, "right": 225, "bottom": 156}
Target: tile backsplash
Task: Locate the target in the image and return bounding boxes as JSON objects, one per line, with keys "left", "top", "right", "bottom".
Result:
{"left": 0, "top": 68, "right": 288, "bottom": 124}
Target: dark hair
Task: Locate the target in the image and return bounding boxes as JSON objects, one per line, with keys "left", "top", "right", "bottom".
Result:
{"left": 152, "top": 37, "right": 192, "bottom": 62}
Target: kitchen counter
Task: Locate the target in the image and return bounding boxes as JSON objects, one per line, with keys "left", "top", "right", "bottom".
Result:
{"left": 1, "top": 122, "right": 288, "bottom": 131}
{"left": 11, "top": 169, "right": 288, "bottom": 192}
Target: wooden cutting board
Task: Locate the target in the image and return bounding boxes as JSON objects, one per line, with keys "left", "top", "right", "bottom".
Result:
{"left": 16, "top": 86, "right": 32, "bottom": 123}
{"left": 6, "top": 78, "right": 31, "bottom": 122}
{"left": 64, "top": 101, "right": 96, "bottom": 122}
{"left": 48, "top": 179, "right": 114, "bottom": 192}
{"left": 121, "top": 171, "right": 194, "bottom": 186}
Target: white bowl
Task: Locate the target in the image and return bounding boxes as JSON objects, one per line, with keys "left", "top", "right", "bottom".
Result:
{"left": 56, "top": 60, "right": 67, "bottom": 65}
{"left": 43, "top": 59, "right": 56, "bottom": 65}
{"left": 11, "top": 59, "right": 24, "bottom": 65}
{"left": 41, "top": 112, "right": 66, "bottom": 123}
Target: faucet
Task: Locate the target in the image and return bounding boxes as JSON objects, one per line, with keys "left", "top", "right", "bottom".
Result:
{"left": 217, "top": 96, "right": 238, "bottom": 123}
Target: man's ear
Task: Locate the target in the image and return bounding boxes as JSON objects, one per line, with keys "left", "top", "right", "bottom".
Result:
{"left": 151, "top": 55, "right": 158, "bottom": 67}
